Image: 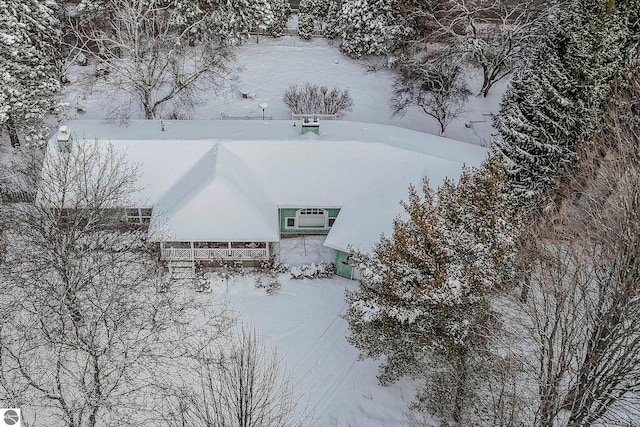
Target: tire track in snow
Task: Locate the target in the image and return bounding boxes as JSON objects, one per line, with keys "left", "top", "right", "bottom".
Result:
{"left": 312, "top": 357, "right": 358, "bottom": 423}
{"left": 293, "top": 302, "right": 348, "bottom": 374}
{"left": 289, "top": 301, "right": 360, "bottom": 424}
{"left": 298, "top": 320, "right": 350, "bottom": 382}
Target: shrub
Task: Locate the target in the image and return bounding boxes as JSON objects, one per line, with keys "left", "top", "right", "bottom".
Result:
{"left": 255, "top": 276, "right": 282, "bottom": 295}
{"left": 265, "top": 280, "right": 282, "bottom": 295}
{"left": 283, "top": 83, "right": 353, "bottom": 116}
{"left": 290, "top": 262, "right": 335, "bottom": 279}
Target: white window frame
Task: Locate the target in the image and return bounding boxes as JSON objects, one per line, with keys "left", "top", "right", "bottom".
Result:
{"left": 296, "top": 208, "right": 328, "bottom": 228}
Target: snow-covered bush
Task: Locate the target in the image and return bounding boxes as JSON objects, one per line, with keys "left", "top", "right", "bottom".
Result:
{"left": 297, "top": 0, "right": 314, "bottom": 40}
{"left": 195, "top": 270, "right": 211, "bottom": 292}
{"left": 255, "top": 276, "right": 282, "bottom": 294}
{"left": 298, "top": 0, "right": 341, "bottom": 38}
{"left": 290, "top": 262, "right": 335, "bottom": 279}
{"left": 258, "top": 257, "right": 289, "bottom": 274}
{"left": 220, "top": 260, "right": 246, "bottom": 275}
{"left": 283, "top": 83, "right": 353, "bottom": 115}
{"left": 265, "top": 279, "right": 282, "bottom": 294}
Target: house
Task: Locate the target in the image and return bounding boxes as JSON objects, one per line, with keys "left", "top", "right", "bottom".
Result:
{"left": 47, "top": 120, "right": 487, "bottom": 278}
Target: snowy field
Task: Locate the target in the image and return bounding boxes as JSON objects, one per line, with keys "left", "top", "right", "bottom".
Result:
{"left": 205, "top": 236, "right": 417, "bottom": 427}
{"left": 63, "top": 37, "right": 507, "bottom": 146}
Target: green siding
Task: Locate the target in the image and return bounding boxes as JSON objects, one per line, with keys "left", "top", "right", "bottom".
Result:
{"left": 279, "top": 208, "right": 340, "bottom": 235}
{"left": 335, "top": 250, "right": 353, "bottom": 279}
{"left": 104, "top": 208, "right": 127, "bottom": 225}
{"left": 301, "top": 126, "right": 319, "bottom": 135}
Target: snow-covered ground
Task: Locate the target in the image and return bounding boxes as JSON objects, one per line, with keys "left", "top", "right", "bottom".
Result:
{"left": 63, "top": 37, "right": 507, "bottom": 146}
{"left": 56, "top": 36, "right": 499, "bottom": 426}
{"left": 206, "top": 236, "right": 417, "bottom": 427}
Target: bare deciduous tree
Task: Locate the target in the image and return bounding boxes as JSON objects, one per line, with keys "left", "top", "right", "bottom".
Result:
{"left": 514, "top": 70, "right": 640, "bottom": 426}
{"left": 392, "top": 55, "right": 470, "bottom": 136}
{"left": 399, "top": 0, "right": 535, "bottom": 96}
{"left": 0, "top": 140, "right": 233, "bottom": 426}
{"left": 165, "top": 326, "right": 308, "bottom": 427}
{"left": 70, "top": 0, "right": 235, "bottom": 120}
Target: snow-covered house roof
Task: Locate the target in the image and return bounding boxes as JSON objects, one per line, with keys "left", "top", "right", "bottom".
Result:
{"left": 49, "top": 120, "right": 487, "bottom": 253}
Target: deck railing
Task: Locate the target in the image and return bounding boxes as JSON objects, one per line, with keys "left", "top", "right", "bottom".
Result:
{"left": 161, "top": 247, "right": 269, "bottom": 261}
{"left": 292, "top": 113, "right": 339, "bottom": 121}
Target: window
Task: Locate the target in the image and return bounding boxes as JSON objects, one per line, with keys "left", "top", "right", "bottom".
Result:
{"left": 297, "top": 208, "right": 327, "bottom": 228}
{"left": 284, "top": 209, "right": 335, "bottom": 230}
{"left": 126, "top": 207, "right": 153, "bottom": 224}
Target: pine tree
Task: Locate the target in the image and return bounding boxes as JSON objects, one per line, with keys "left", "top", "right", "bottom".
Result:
{"left": 298, "top": 0, "right": 315, "bottom": 40}
{"left": 0, "top": 0, "right": 62, "bottom": 147}
{"left": 77, "top": 0, "right": 274, "bottom": 45}
{"left": 493, "top": 0, "right": 631, "bottom": 202}
{"left": 338, "top": 0, "right": 408, "bottom": 58}
{"left": 345, "top": 156, "right": 520, "bottom": 423}
{"left": 215, "top": 0, "right": 274, "bottom": 43}
{"left": 303, "top": 0, "right": 341, "bottom": 38}
{"left": 322, "top": 1, "right": 341, "bottom": 39}
{"left": 266, "top": 0, "right": 290, "bottom": 37}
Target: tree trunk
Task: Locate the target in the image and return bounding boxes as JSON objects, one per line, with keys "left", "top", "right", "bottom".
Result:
{"left": 144, "top": 104, "right": 156, "bottom": 119}
{"left": 439, "top": 120, "right": 446, "bottom": 137}
{"left": 519, "top": 274, "right": 530, "bottom": 303}
{"left": 452, "top": 353, "right": 468, "bottom": 424}
{"left": 7, "top": 117, "right": 20, "bottom": 147}
{"left": 481, "top": 81, "right": 492, "bottom": 98}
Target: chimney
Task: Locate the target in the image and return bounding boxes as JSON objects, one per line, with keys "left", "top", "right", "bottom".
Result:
{"left": 57, "top": 126, "right": 73, "bottom": 153}
{"left": 301, "top": 116, "right": 320, "bottom": 135}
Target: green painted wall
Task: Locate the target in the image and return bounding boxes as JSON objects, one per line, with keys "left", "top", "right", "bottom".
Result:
{"left": 335, "top": 250, "right": 353, "bottom": 279}
{"left": 65, "top": 208, "right": 125, "bottom": 225}
{"left": 279, "top": 208, "right": 340, "bottom": 235}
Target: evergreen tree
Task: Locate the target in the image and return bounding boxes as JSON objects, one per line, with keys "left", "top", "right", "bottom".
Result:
{"left": 266, "top": 0, "right": 290, "bottom": 37}
{"left": 338, "top": 0, "right": 408, "bottom": 58}
{"left": 345, "top": 156, "right": 520, "bottom": 423}
{"left": 76, "top": 0, "right": 274, "bottom": 45}
{"left": 304, "top": 0, "right": 341, "bottom": 38}
{"left": 322, "top": 1, "right": 341, "bottom": 39}
{"left": 298, "top": 0, "right": 315, "bottom": 40}
{"left": 493, "top": 0, "right": 632, "bottom": 202}
{"left": 0, "top": 0, "right": 62, "bottom": 147}
{"left": 215, "top": 0, "right": 274, "bottom": 43}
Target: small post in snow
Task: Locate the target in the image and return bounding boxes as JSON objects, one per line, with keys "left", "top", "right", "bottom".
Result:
{"left": 259, "top": 103, "right": 269, "bottom": 121}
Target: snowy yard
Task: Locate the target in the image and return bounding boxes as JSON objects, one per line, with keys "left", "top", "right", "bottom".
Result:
{"left": 205, "top": 236, "right": 416, "bottom": 427}
{"left": 56, "top": 35, "right": 495, "bottom": 426}
{"left": 63, "top": 37, "right": 506, "bottom": 146}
